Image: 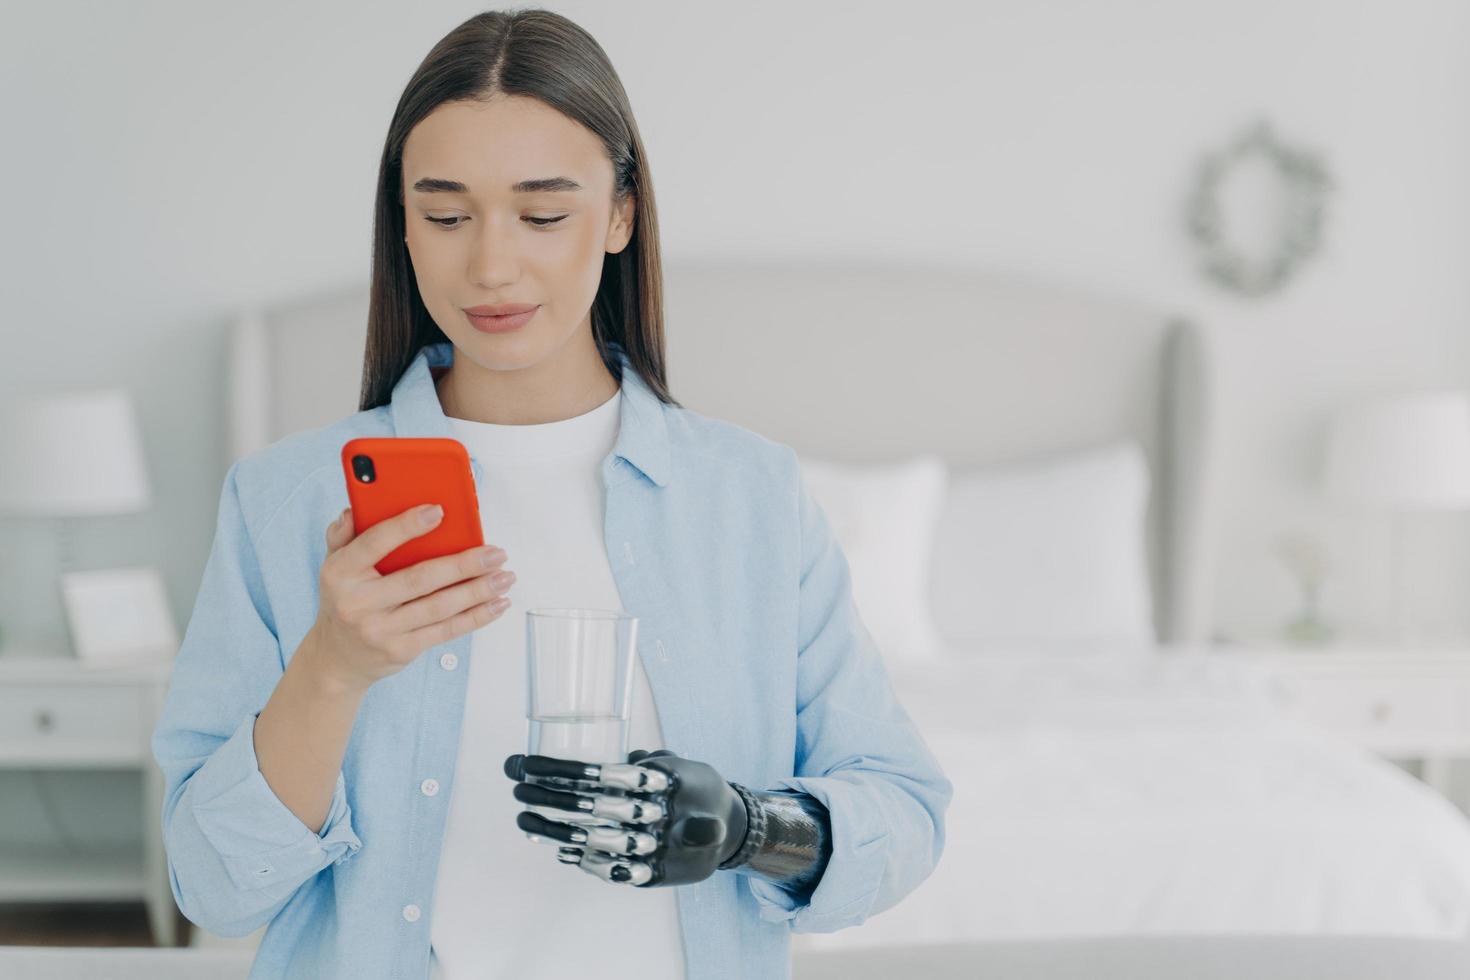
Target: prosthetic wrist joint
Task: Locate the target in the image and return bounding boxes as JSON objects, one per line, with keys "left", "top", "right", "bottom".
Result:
{"left": 717, "top": 782, "right": 833, "bottom": 897}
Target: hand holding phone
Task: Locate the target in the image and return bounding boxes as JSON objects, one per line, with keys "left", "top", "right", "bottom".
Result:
{"left": 307, "top": 502, "right": 515, "bottom": 693}
{"left": 303, "top": 436, "right": 510, "bottom": 692}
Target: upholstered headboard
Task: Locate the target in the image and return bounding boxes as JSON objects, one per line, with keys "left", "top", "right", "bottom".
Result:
{"left": 227, "top": 257, "right": 1216, "bottom": 644}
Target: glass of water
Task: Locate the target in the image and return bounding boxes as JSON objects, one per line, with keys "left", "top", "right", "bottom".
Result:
{"left": 523, "top": 608, "right": 638, "bottom": 828}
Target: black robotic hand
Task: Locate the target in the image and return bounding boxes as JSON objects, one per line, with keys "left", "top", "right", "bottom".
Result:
{"left": 503, "top": 749, "right": 749, "bottom": 887}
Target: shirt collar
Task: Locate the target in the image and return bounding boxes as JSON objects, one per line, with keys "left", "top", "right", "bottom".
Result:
{"left": 387, "top": 339, "right": 672, "bottom": 488}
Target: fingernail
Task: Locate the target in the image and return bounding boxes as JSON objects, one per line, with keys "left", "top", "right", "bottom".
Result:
{"left": 421, "top": 505, "right": 443, "bottom": 526}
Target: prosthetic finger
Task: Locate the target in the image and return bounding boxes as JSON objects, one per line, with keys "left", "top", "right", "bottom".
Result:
{"left": 512, "top": 780, "right": 666, "bottom": 824}
{"left": 556, "top": 845, "right": 656, "bottom": 886}
{"left": 516, "top": 811, "right": 659, "bottom": 856}
{"left": 505, "top": 754, "right": 672, "bottom": 793}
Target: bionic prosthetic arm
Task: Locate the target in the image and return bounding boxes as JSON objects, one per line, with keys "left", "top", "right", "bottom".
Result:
{"left": 503, "top": 749, "right": 833, "bottom": 896}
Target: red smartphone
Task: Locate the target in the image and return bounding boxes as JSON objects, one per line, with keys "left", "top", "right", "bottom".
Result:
{"left": 341, "top": 437, "right": 484, "bottom": 576}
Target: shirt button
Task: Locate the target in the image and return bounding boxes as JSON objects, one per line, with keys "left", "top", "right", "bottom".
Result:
{"left": 421, "top": 778, "right": 440, "bottom": 797}
{"left": 403, "top": 904, "right": 421, "bottom": 923}
{"left": 439, "top": 652, "right": 458, "bottom": 671}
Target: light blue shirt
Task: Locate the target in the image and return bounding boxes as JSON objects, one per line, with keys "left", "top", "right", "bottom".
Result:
{"left": 151, "top": 339, "right": 953, "bottom": 979}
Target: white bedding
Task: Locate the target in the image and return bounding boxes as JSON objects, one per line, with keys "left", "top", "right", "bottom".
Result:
{"left": 795, "top": 644, "right": 1470, "bottom": 952}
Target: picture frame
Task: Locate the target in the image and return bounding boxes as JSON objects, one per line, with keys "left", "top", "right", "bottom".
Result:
{"left": 59, "top": 565, "right": 179, "bottom": 668}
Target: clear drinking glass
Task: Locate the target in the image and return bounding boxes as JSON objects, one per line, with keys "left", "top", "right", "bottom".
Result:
{"left": 523, "top": 608, "right": 638, "bottom": 828}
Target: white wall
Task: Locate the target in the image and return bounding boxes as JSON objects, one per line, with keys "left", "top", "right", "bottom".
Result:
{"left": 0, "top": 0, "right": 1468, "bottom": 738}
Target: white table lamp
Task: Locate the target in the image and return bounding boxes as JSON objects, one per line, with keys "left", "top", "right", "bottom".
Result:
{"left": 0, "top": 388, "right": 152, "bottom": 515}
{"left": 1323, "top": 389, "right": 1470, "bottom": 644}
{"left": 0, "top": 389, "right": 174, "bottom": 664}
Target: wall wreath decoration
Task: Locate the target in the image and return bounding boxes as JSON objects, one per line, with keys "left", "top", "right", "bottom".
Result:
{"left": 1185, "top": 118, "right": 1333, "bottom": 298}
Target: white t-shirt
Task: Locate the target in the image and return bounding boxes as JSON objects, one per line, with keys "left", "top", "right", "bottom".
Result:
{"left": 428, "top": 382, "right": 686, "bottom": 979}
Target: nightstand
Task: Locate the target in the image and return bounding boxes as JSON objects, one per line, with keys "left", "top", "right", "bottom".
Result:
{"left": 1231, "top": 644, "right": 1470, "bottom": 802}
{"left": 0, "top": 652, "right": 178, "bottom": 945}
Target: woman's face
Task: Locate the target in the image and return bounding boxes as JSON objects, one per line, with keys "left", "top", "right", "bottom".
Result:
{"left": 400, "top": 95, "right": 635, "bottom": 369}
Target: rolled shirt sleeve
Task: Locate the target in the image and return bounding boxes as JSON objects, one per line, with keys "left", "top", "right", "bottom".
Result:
{"left": 744, "top": 451, "right": 954, "bottom": 932}
{"left": 151, "top": 460, "right": 362, "bottom": 938}
{"left": 187, "top": 712, "right": 362, "bottom": 893}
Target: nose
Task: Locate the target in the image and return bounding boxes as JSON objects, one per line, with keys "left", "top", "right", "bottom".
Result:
{"left": 468, "top": 213, "right": 522, "bottom": 290}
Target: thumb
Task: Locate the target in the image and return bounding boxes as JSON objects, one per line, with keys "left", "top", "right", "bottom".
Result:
{"left": 327, "top": 507, "right": 355, "bottom": 550}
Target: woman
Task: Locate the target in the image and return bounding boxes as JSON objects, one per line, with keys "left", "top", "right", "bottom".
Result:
{"left": 151, "top": 9, "right": 951, "bottom": 979}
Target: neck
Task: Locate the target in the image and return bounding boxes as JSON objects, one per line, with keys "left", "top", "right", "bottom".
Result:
{"left": 436, "top": 329, "right": 620, "bottom": 425}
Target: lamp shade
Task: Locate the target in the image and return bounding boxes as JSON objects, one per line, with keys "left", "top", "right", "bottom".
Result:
{"left": 0, "top": 388, "right": 151, "bottom": 516}
{"left": 1323, "top": 389, "right": 1470, "bottom": 510}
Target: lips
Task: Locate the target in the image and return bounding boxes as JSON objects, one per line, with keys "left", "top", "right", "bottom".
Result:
{"left": 464, "top": 303, "right": 538, "bottom": 316}
{"left": 464, "top": 305, "right": 539, "bottom": 334}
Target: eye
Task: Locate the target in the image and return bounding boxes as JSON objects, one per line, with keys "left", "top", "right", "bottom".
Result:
{"left": 423, "top": 215, "right": 568, "bottom": 230}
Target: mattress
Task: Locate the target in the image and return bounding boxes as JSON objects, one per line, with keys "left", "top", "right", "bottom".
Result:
{"left": 794, "top": 643, "right": 1470, "bottom": 952}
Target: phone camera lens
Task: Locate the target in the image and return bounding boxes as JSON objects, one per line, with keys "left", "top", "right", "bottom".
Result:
{"left": 351, "top": 454, "right": 376, "bottom": 484}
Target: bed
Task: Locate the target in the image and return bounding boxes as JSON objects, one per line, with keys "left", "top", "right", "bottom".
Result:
{"left": 223, "top": 257, "right": 1470, "bottom": 956}
{"left": 7, "top": 934, "right": 1470, "bottom": 980}
{"left": 796, "top": 645, "right": 1470, "bottom": 953}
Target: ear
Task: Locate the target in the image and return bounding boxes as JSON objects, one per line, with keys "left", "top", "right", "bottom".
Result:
{"left": 605, "top": 192, "right": 637, "bottom": 255}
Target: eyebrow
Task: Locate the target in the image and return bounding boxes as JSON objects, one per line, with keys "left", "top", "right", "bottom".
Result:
{"left": 410, "top": 176, "right": 584, "bottom": 194}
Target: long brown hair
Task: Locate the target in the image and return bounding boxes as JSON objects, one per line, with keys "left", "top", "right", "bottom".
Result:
{"left": 358, "top": 8, "right": 680, "bottom": 412}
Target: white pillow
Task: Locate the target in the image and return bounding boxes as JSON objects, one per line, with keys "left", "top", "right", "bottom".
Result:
{"left": 797, "top": 453, "right": 949, "bottom": 665}
{"left": 928, "top": 440, "right": 1154, "bottom": 650}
